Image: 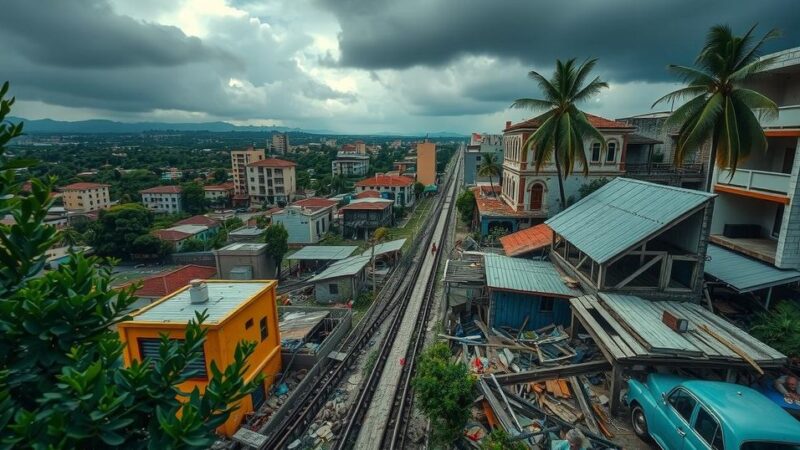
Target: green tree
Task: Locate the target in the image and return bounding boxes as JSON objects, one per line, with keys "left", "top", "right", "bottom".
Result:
{"left": 481, "top": 430, "right": 528, "bottom": 450}
{"left": 413, "top": 181, "right": 425, "bottom": 198}
{"left": 751, "top": 301, "right": 800, "bottom": 358}
{"left": 330, "top": 175, "right": 347, "bottom": 195}
{"left": 90, "top": 203, "right": 154, "bottom": 258}
{"left": 224, "top": 216, "right": 244, "bottom": 230}
{"left": 212, "top": 168, "right": 229, "bottom": 183}
{"left": 654, "top": 24, "right": 779, "bottom": 190}
{"left": 456, "top": 189, "right": 476, "bottom": 225}
{"left": 0, "top": 82, "right": 260, "bottom": 449}
{"left": 512, "top": 58, "right": 609, "bottom": 210}
{"left": 59, "top": 227, "right": 86, "bottom": 248}
{"left": 412, "top": 342, "right": 475, "bottom": 447}
{"left": 263, "top": 223, "right": 289, "bottom": 278}
{"left": 180, "top": 238, "right": 207, "bottom": 253}
{"left": 476, "top": 153, "right": 501, "bottom": 196}
{"left": 578, "top": 177, "right": 611, "bottom": 199}
{"left": 131, "top": 234, "right": 173, "bottom": 258}
{"left": 182, "top": 182, "right": 207, "bottom": 214}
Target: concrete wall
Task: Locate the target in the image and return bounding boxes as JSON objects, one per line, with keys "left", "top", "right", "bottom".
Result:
{"left": 216, "top": 251, "right": 277, "bottom": 279}
{"left": 464, "top": 144, "right": 504, "bottom": 186}
{"left": 777, "top": 137, "right": 800, "bottom": 269}
{"left": 710, "top": 191, "right": 780, "bottom": 236}
{"left": 272, "top": 208, "right": 330, "bottom": 245}
{"left": 313, "top": 272, "right": 364, "bottom": 304}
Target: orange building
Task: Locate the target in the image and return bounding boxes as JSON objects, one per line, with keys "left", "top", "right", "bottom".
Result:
{"left": 118, "top": 280, "right": 282, "bottom": 437}
{"left": 416, "top": 141, "right": 437, "bottom": 186}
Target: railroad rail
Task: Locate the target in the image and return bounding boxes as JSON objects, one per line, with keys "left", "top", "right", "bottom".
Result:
{"left": 255, "top": 150, "right": 461, "bottom": 450}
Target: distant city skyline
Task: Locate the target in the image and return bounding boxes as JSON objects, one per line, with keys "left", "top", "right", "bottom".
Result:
{"left": 2, "top": 0, "right": 798, "bottom": 134}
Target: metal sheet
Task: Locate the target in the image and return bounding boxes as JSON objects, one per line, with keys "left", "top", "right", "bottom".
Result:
{"left": 484, "top": 254, "right": 580, "bottom": 297}
{"left": 308, "top": 255, "right": 371, "bottom": 282}
{"left": 287, "top": 245, "right": 358, "bottom": 260}
{"left": 705, "top": 244, "right": 800, "bottom": 292}
{"left": 546, "top": 178, "right": 714, "bottom": 264}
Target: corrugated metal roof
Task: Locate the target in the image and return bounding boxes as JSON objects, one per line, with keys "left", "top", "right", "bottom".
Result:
{"left": 705, "top": 244, "right": 800, "bottom": 292}
{"left": 288, "top": 245, "right": 357, "bottom": 260}
{"left": 484, "top": 254, "right": 580, "bottom": 298}
{"left": 546, "top": 178, "right": 714, "bottom": 264}
{"left": 132, "top": 281, "right": 271, "bottom": 324}
{"left": 361, "top": 238, "right": 407, "bottom": 257}
{"left": 308, "top": 255, "right": 371, "bottom": 282}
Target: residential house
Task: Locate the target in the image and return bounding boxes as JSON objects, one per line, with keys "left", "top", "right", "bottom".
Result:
{"left": 118, "top": 280, "right": 281, "bottom": 437}
{"left": 340, "top": 198, "right": 395, "bottom": 240}
{"left": 308, "top": 255, "right": 371, "bottom": 303}
{"left": 245, "top": 158, "right": 297, "bottom": 207}
{"left": 271, "top": 197, "right": 337, "bottom": 244}
{"left": 354, "top": 174, "right": 415, "bottom": 207}
{"left": 416, "top": 141, "right": 437, "bottom": 186}
{"left": 286, "top": 245, "right": 358, "bottom": 273}
{"left": 231, "top": 147, "right": 265, "bottom": 205}
{"left": 332, "top": 152, "right": 370, "bottom": 177}
{"left": 120, "top": 265, "right": 217, "bottom": 311}
{"left": 547, "top": 177, "right": 715, "bottom": 302}
{"left": 204, "top": 181, "right": 235, "bottom": 207}
{"left": 616, "top": 112, "right": 707, "bottom": 189}
{"left": 160, "top": 167, "right": 183, "bottom": 181}
{"left": 464, "top": 133, "right": 503, "bottom": 186}
{"left": 495, "top": 114, "right": 635, "bottom": 232}
{"left": 140, "top": 185, "right": 183, "bottom": 214}
{"left": 214, "top": 242, "right": 277, "bottom": 280}
{"left": 152, "top": 224, "right": 211, "bottom": 251}
{"left": 174, "top": 214, "right": 221, "bottom": 232}
{"left": 61, "top": 182, "right": 111, "bottom": 213}
{"left": 228, "top": 226, "right": 264, "bottom": 243}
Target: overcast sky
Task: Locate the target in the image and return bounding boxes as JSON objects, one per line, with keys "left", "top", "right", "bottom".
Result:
{"left": 2, "top": 0, "right": 798, "bottom": 134}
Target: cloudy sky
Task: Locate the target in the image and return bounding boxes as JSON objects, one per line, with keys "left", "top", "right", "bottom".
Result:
{"left": 2, "top": 0, "right": 798, "bottom": 134}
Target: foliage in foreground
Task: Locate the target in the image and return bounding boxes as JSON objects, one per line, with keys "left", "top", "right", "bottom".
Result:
{"left": 480, "top": 429, "right": 528, "bottom": 450}
{"left": 751, "top": 300, "right": 800, "bottom": 358}
{"left": 456, "top": 189, "right": 475, "bottom": 226}
{"left": 412, "top": 342, "right": 475, "bottom": 447}
{"left": 0, "top": 81, "right": 260, "bottom": 449}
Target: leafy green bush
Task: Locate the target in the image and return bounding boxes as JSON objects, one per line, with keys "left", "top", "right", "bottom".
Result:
{"left": 481, "top": 429, "right": 528, "bottom": 450}
{"left": 751, "top": 300, "right": 800, "bottom": 358}
{"left": 456, "top": 189, "right": 475, "bottom": 225}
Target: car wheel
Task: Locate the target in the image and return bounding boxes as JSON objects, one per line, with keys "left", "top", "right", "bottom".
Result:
{"left": 631, "top": 404, "right": 653, "bottom": 442}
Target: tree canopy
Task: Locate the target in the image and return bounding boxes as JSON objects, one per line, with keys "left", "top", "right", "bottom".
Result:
{"left": 90, "top": 203, "right": 154, "bottom": 258}
{"left": 263, "top": 223, "right": 289, "bottom": 278}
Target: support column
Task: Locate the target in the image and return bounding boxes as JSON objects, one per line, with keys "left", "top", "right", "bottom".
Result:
{"left": 610, "top": 364, "right": 624, "bottom": 416}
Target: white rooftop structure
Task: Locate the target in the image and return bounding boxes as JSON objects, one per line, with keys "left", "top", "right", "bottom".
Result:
{"left": 169, "top": 224, "right": 208, "bottom": 235}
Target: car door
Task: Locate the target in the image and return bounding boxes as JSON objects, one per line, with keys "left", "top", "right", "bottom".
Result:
{"left": 685, "top": 405, "right": 725, "bottom": 450}
{"left": 653, "top": 387, "right": 698, "bottom": 450}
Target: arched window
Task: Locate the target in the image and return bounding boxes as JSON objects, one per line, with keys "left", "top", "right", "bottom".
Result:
{"left": 606, "top": 141, "right": 618, "bottom": 163}
{"left": 590, "top": 142, "right": 601, "bottom": 163}
{"left": 530, "top": 183, "right": 544, "bottom": 210}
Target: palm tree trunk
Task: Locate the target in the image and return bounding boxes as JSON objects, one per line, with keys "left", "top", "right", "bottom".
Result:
{"left": 488, "top": 174, "right": 494, "bottom": 197}
{"left": 704, "top": 135, "right": 719, "bottom": 192}
{"left": 553, "top": 149, "right": 567, "bottom": 210}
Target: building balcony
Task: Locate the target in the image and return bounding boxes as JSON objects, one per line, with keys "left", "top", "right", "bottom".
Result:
{"left": 761, "top": 105, "right": 800, "bottom": 128}
{"left": 716, "top": 168, "right": 791, "bottom": 197}
{"left": 709, "top": 234, "right": 777, "bottom": 265}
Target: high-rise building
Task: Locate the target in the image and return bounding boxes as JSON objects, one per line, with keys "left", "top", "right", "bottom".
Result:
{"left": 231, "top": 147, "right": 265, "bottom": 201}
{"left": 271, "top": 133, "right": 290, "bottom": 154}
{"left": 416, "top": 141, "right": 437, "bottom": 186}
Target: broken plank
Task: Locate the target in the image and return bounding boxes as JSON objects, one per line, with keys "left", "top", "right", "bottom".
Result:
{"left": 490, "top": 360, "right": 611, "bottom": 385}
{"left": 570, "top": 376, "right": 600, "bottom": 435}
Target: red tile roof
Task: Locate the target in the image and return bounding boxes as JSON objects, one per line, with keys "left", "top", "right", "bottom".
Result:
{"left": 174, "top": 215, "right": 220, "bottom": 228}
{"left": 247, "top": 158, "right": 297, "bottom": 168}
{"left": 152, "top": 229, "right": 192, "bottom": 241}
{"left": 504, "top": 113, "right": 634, "bottom": 132}
{"left": 356, "top": 190, "right": 382, "bottom": 199}
{"left": 203, "top": 181, "right": 235, "bottom": 191}
{"left": 499, "top": 223, "right": 553, "bottom": 257}
{"left": 140, "top": 185, "right": 182, "bottom": 194}
{"left": 472, "top": 187, "right": 533, "bottom": 219}
{"left": 340, "top": 200, "right": 393, "bottom": 211}
{"left": 124, "top": 264, "right": 217, "bottom": 298}
{"left": 292, "top": 197, "right": 338, "bottom": 210}
{"left": 62, "top": 182, "right": 110, "bottom": 190}
{"left": 355, "top": 174, "right": 414, "bottom": 187}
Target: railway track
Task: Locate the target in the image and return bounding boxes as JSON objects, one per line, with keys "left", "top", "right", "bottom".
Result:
{"left": 255, "top": 150, "right": 461, "bottom": 450}
{"left": 335, "top": 149, "right": 462, "bottom": 450}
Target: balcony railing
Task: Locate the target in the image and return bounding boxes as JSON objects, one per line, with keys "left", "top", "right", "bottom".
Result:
{"left": 626, "top": 163, "right": 703, "bottom": 176}
{"left": 761, "top": 105, "right": 800, "bottom": 128}
{"left": 716, "top": 168, "right": 791, "bottom": 195}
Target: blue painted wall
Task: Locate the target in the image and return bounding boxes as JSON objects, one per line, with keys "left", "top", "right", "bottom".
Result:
{"left": 479, "top": 216, "right": 519, "bottom": 236}
{"left": 490, "top": 290, "right": 571, "bottom": 331}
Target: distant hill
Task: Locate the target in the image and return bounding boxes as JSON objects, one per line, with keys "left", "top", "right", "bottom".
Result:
{"left": 8, "top": 117, "right": 469, "bottom": 138}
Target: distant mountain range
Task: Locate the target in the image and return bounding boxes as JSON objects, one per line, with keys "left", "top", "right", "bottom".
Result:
{"left": 8, "top": 117, "right": 468, "bottom": 138}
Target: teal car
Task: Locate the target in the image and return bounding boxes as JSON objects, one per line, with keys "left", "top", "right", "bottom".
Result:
{"left": 626, "top": 374, "right": 800, "bottom": 450}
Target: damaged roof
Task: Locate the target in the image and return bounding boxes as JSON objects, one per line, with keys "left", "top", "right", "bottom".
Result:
{"left": 484, "top": 254, "right": 580, "bottom": 298}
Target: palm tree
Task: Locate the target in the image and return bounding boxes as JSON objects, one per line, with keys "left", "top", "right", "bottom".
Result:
{"left": 653, "top": 24, "right": 779, "bottom": 191}
{"left": 512, "top": 58, "right": 609, "bottom": 209}
{"left": 476, "top": 153, "right": 502, "bottom": 196}
{"left": 330, "top": 175, "right": 347, "bottom": 195}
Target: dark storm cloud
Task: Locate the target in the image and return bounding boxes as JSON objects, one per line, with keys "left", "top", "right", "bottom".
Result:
{"left": 0, "top": 0, "right": 234, "bottom": 69}
{"left": 319, "top": 0, "right": 800, "bottom": 82}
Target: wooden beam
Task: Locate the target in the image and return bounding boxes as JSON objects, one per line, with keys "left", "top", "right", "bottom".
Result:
{"left": 698, "top": 324, "right": 764, "bottom": 376}
{"left": 639, "top": 242, "right": 646, "bottom": 265}
{"left": 575, "top": 253, "right": 589, "bottom": 270}
{"left": 489, "top": 360, "right": 611, "bottom": 385}
{"left": 571, "top": 376, "right": 601, "bottom": 435}
{"left": 609, "top": 364, "right": 624, "bottom": 416}
{"left": 613, "top": 254, "right": 664, "bottom": 289}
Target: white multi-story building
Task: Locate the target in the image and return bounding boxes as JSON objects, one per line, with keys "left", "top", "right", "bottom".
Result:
{"left": 245, "top": 158, "right": 297, "bottom": 206}
{"left": 271, "top": 198, "right": 337, "bottom": 244}
{"left": 231, "top": 147, "right": 265, "bottom": 202}
{"left": 140, "top": 185, "right": 183, "bottom": 214}
{"left": 354, "top": 174, "right": 415, "bottom": 207}
{"left": 61, "top": 182, "right": 111, "bottom": 213}
{"left": 332, "top": 152, "right": 370, "bottom": 177}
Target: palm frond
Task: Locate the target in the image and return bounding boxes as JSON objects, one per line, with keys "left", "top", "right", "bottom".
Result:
{"left": 510, "top": 98, "right": 555, "bottom": 112}
{"left": 572, "top": 77, "right": 609, "bottom": 103}
{"left": 666, "top": 64, "right": 716, "bottom": 85}
{"left": 733, "top": 27, "right": 781, "bottom": 71}
{"left": 720, "top": 97, "right": 742, "bottom": 174}
{"left": 652, "top": 85, "right": 708, "bottom": 108}
{"left": 676, "top": 93, "right": 724, "bottom": 163}
{"left": 662, "top": 95, "right": 707, "bottom": 130}
{"left": 527, "top": 70, "right": 560, "bottom": 101}
{"left": 732, "top": 95, "right": 769, "bottom": 160}
{"left": 731, "top": 88, "right": 779, "bottom": 120}
{"left": 523, "top": 112, "right": 557, "bottom": 173}
{"left": 729, "top": 55, "right": 779, "bottom": 81}
{"left": 570, "top": 58, "right": 599, "bottom": 98}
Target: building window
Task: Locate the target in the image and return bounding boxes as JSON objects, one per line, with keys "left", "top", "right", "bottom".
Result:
{"left": 540, "top": 297, "right": 555, "bottom": 312}
{"left": 259, "top": 317, "right": 268, "bottom": 341}
{"left": 138, "top": 338, "right": 207, "bottom": 378}
{"left": 591, "top": 143, "right": 601, "bottom": 162}
{"left": 245, "top": 318, "right": 254, "bottom": 329}
{"left": 606, "top": 142, "right": 617, "bottom": 163}
{"left": 476, "top": 155, "right": 481, "bottom": 161}
{"left": 530, "top": 183, "right": 544, "bottom": 210}
{"left": 329, "top": 283, "right": 339, "bottom": 294}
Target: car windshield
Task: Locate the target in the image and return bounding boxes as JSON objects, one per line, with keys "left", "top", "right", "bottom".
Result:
{"left": 741, "top": 443, "right": 800, "bottom": 450}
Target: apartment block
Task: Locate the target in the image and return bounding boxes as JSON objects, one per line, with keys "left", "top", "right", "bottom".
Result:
{"left": 61, "top": 182, "right": 111, "bottom": 213}
{"left": 245, "top": 158, "right": 297, "bottom": 206}
{"left": 231, "top": 147, "right": 265, "bottom": 202}
{"left": 140, "top": 185, "right": 183, "bottom": 214}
